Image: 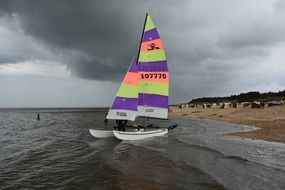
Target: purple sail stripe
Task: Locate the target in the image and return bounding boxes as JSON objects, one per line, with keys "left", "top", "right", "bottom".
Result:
{"left": 138, "top": 94, "right": 168, "bottom": 108}
{"left": 143, "top": 28, "right": 160, "bottom": 42}
{"left": 137, "top": 60, "right": 168, "bottom": 72}
{"left": 128, "top": 56, "right": 138, "bottom": 72}
{"left": 111, "top": 97, "right": 138, "bottom": 111}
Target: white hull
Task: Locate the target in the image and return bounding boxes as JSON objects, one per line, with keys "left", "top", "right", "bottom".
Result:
{"left": 89, "top": 129, "right": 114, "bottom": 138}
{"left": 113, "top": 128, "right": 168, "bottom": 141}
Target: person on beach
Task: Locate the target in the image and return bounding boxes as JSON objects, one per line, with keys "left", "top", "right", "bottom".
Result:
{"left": 116, "top": 120, "right": 121, "bottom": 131}
{"left": 116, "top": 119, "right": 125, "bottom": 131}
{"left": 116, "top": 120, "right": 126, "bottom": 131}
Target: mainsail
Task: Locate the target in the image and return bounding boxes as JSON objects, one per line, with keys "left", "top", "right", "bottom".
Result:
{"left": 137, "top": 15, "right": 169, "bottom": 119}
{"left": 106, "top": 14, "right": 169, "bottom": 121}
{"left": 106, "top": 57, "right": 139, "bottom": 121}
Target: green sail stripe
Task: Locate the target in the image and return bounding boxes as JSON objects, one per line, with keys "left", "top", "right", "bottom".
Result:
{"left": 139, "top": 81, "right": 169, "bottom": 96}
{"left": 116, "top": 84, "right": 138, "bottom": 98}
{"left": 144, "top": 15, "right": 155, "bottom": 32}
{"left": 139, "top": 50, "right": 166, "bottom": 62}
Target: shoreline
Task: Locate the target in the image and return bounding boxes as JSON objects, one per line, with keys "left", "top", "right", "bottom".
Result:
{"left": 170, "top": 106, "right": 285, "bottom": 143}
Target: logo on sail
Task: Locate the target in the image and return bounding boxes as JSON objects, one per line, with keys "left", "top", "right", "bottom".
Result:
{"left": 147, "top": 43, "right": 160, "bottom": 51}
{"left": 116, "top": 112, "right": 127, "bottom": 116}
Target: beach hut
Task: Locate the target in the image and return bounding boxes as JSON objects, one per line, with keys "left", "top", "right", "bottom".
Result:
{"left": 241, "top": 102, "right": 251, "bottom": 107}
{"left": 232, "top": 102, "right": 239, "bottom": 108}
{"left": 180, "top": 104, "right": 189, "bottom": 108}
{"left": 268, "top": 100, "right": 284, "bottom": 107}
{"left": 251, "top": 101, "right": 262, "bottom": 108}
{"left": 202, "top": 103, "right": 212, "bottom": 108}
{"left": 221, "top": 102, "right": 231, "bottom": 109}
{"left": 196, "top": 104, "right": 202, "bottom": 108}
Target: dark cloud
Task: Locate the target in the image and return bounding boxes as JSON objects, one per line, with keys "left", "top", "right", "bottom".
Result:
{"left": 218, "top": 3, "right": 285, "bottom": 49}
{"left": 0, "top": 0, "right": 186, "bottom": 81}
{"left": 0, "top": 0, "right": 11, "bottom": 16}
{"left": 274, "top": 0, "right": 285, "bottom": 12}
{"left": 0, "top": 0, "right": 284, "bottom": 104}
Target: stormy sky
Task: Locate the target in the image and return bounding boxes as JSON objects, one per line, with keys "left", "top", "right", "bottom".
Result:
{"left": 0, "top": 0, "right": 284, "bottom": 107}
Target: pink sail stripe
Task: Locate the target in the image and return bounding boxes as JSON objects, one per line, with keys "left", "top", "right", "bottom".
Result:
{"left": 122, "top": 72, "right": 139, "bottom": 85}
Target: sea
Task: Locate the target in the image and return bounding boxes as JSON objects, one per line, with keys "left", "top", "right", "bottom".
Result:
{"left": 0, "top": 108, "right": 285, "bottom": 190}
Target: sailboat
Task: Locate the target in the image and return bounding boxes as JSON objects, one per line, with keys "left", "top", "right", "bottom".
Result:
{"left": 89, "top": 14, "right": 176, "bottom": 140}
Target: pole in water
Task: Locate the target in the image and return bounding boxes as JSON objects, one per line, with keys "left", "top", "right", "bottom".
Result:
{"left": 37, "top": 113, "right": 40, "bottom": 120}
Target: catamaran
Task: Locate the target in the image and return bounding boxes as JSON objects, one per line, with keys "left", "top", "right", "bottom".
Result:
{"left": 89, "top": 14, "right": 176, "bottom": 140}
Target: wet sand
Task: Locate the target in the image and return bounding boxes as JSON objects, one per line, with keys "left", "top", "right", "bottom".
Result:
{"left": 170, "top": 106, "right": 285, "bottom": 143}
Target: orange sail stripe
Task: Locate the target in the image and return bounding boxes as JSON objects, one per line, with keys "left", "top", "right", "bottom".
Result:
{"left": 138, "top": 72, "right": 169, "bottom": 83}
{"left": 122, "top": 72, "right": 139, "bottom": 85}
{"left": 140, "top": 39, "right": 164, "bottom": 52}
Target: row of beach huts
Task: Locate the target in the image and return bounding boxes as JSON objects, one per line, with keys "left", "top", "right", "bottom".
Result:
{"left": 177, "top": 100, "right": 284, "bottom": 109}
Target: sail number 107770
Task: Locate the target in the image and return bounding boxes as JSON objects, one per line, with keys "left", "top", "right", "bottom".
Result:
{"left": 141, "top": 73, "right": 167, "bottom": 79}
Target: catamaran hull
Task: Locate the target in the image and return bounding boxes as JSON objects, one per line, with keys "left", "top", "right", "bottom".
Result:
{"left": 89, "top": 129, "right": 114, "bottom": 138}
{"left": 113, "top": 129, "right": 168, "bottom": 141}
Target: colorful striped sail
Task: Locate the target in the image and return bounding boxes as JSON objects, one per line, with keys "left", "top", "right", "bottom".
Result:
{"left": 106, "top": 14, "right": 169, "bottom": 121}
{"left": 106, "top": 57, "right": 139, "bottom": 121}
{"left": 137, "top": 15, "right": 169, "bottom": 119}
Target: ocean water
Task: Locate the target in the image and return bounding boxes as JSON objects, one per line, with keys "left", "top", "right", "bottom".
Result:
{"left": 0, "top": 108, "right": 285, "bottom": 190}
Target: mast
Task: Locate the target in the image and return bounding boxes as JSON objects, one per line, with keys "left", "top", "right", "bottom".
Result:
{"left": 136, "top": 13, "right": 148, "bottom": 64}
{"left": 136, "top": 13, "right": 148, "bottom": 126}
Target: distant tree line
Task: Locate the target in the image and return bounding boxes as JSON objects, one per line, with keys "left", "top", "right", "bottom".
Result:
{"left": 189, "top": 90, "right": 285, "bottom": 104}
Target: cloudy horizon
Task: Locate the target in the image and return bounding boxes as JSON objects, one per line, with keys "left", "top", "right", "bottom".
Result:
{"left": 0, "top": 0, "right": 284, "bottom": 107}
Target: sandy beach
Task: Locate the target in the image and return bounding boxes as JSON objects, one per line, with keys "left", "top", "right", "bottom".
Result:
{"left": 170, "top": 106, "right": 285, "bottom": 143}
